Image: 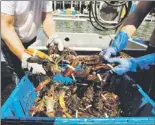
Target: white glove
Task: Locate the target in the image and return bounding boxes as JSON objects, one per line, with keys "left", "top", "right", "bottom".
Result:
{"left": 46, "top": 33, "right": 64, "bottom": 51}
{"left": 21, "top": 52, "right": 46, "bottom": 75}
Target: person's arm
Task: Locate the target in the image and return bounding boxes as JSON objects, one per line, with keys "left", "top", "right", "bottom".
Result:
{"left": 42, "top": 1, "right": 64, "bottom": 52}
{"left": 1, "top": 13, "right": 46, "bottom": 74}
{"left": 100, "top": 1, "right": 155, "bottom": 60}
{"left": 1, "top": 13, "right": 25, "bottom": 60}
{"left": 120, "top": 1, "right": 155, "bottom": 37}
{"left": 108, "top": 53, "right": 155, "bottom": 75}
{"left": 42, "top": 1, "right": 56, "bottom": 38}
{"left": 42, "top": 12, "right": 56, "bottom": 38}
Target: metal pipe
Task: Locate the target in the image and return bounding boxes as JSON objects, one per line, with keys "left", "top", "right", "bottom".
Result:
{"left": 80, "top": 1, "right": 82, "bottom": 13}
{"left": 63, "top": 1, "right": 65, "bottom": 10}
{"left": 71, "top": 1, "right": 73, "bottom": 9}
{"left": 54, "top": 1, "right": 56, "bottom": 11}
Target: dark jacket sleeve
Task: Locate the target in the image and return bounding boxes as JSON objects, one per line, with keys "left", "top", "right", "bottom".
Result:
{"left": 123, "top": 1, "right": 155, "bottom": 28}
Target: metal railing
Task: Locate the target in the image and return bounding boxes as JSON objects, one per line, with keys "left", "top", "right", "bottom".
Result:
{"left": 52, "top": 1, "right": 90, "bottom": 14}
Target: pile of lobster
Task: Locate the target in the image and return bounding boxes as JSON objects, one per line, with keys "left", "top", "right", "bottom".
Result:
{"left": 27, "top": 47, "right": 129, "bottom": 118}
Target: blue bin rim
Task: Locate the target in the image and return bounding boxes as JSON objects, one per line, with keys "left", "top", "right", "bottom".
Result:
{"left": 2, "top": 116, "right": 155, "bottom": 125}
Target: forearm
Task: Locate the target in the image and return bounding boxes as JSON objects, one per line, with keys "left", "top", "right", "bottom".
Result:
{"left": 135, "top": 53, "right": 155, "bottom": 65}
{"left": 130, "top": 53, "right": 155, "bottom": 71}
{"left": 120, "top": 11, "right": 141, "bottom": 37}
{"left": 43, "top": 17, "right": 56, "bottom": 38}
{"left": 1, "top": 24, "right": 25, "bottom": 60}
{"left": 120, "top": 25, "right": 136, "bottom": 37}
{"left": 118, "top": 1, "right": 154, "bottom": 37}
{"left": 117, "top": 9, "right": 142, "bottom": 37}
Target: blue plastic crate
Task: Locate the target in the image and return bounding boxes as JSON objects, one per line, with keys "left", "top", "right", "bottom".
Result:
{"left": 2, "top": 76, "right": 37, "bottom": 118}
{"left": 1, "top": 75, "right": 155, "bottom": 125}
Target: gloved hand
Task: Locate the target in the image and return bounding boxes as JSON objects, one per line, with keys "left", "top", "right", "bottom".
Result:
{"left": 21, "top": 52, "right": 46, "bottom": 74}
{"left": 46, "top": 33, "right": 64, "bottom": 53}
{"left": 100, "top": 31, "right": 129, "bottom": 61}
{"left": 108, "top": 53, "right": 155, "bottom": 75}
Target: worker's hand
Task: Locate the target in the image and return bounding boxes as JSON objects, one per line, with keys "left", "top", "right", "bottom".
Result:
{"left": 99, "top": 47, "right": 117, "bottom": 61}
{"left": 108, "top": 57, "right": 137, "bottom": 75}
{"left": 21, "top": 52, "right": 46, "bottom": 75}
{"left": 47, "top": 33, "right": 64, "bottom": 54}
{"left": 108, "top": 53, "right": 155, "bottom": 75}
{"left": 99, "top": 31, "right": 129, "bottom": 61}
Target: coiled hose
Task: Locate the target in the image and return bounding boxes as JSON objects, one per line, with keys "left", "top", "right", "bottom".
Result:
{"left": 89, "top": 1, "right": 132, "bottom": 31}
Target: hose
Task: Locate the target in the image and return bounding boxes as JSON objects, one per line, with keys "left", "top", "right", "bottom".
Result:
{"left": 104, "top": 1, "right": 128, "bottom": 7}
{"left": 89, "top": 1, "right": 132, "bottom": 31}
{"left": 89, "top": 1, "right": 104, "bottom": 31}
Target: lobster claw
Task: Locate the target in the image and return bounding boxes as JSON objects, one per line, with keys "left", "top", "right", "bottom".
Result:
{"left": 27, "top": 56, "right": 47, "bottom": 64}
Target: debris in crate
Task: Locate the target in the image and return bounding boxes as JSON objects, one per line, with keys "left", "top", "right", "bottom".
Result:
{"left": 27, "top": 48, "right": 128, "bottom": 118}
{"left": 30, "top": 82, "right": 121, "bottom": 117}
